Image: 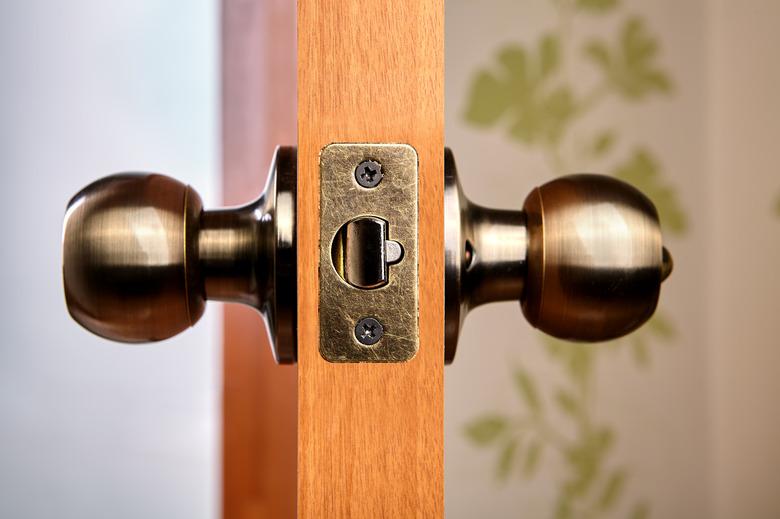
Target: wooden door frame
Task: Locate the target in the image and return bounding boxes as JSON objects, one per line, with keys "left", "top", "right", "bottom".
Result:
{"left": 297, "top": 1, "right": 445, "bottom": 516}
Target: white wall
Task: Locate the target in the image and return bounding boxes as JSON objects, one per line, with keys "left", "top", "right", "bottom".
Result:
{"left": 0, "top": 2, "right": 220, "bottom": 518}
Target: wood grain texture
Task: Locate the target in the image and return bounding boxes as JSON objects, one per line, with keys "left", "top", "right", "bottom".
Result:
{"left": 222, "top": 1, "right": 296, "bottom": 517}
{"left": 297, "top": 1, "right": 444, "bottom": 517}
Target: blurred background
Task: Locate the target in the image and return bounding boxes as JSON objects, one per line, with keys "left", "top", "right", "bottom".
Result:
{"left": 1, "top": 1, "right": 779, "bottom": 518}
{"left": 0, "top": 1, "right": 220, "bottom": 518}
{"left": 446, "top": 1, "right": 780, "bottom": 518}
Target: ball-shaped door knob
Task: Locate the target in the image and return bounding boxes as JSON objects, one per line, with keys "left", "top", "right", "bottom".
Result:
{"left": 521, "top": 174, "right": 671, "bottom": 342}
{"left": 443, "top": 149, "right": 673, "bottom": 361}
{"left": 62, "top": 147, "right": 297, "bottom": 361}
{"left": 63, "top": 174, "right": 205, "bottom": 342}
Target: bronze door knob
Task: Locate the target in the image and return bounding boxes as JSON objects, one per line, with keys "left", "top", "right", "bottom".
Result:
{"left": 444, "top": 149, "right": 672, "bottom": 361}
{"left": 62, "top": 147, "right": 297, "bottom": 363}
{"left": 63, "top": 173, "right": 204, "bottom": 343}
{"left": 522, "top": 174, "right": 672, "bottom": 341}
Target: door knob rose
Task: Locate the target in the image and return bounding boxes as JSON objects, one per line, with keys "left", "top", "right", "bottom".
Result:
{"left": 444, "top": 149, "right": 672, "bottom": 361}
{"left": 62, "top": 147, "right": 297, "bottom": 363}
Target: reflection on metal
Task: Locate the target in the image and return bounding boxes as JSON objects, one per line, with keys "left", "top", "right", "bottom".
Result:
{"left": 62, "top": 146, "right": 297, "bottom": 363}
{"left": 444, "top": 149, "right": 673, "bottom": 362}
{"left": 319, "top": 143, "right": 419, "bottom": 363}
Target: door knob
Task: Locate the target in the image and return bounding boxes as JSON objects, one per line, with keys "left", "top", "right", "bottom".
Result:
{"left": 62, "top": 146, "right": 672, "bottom": 363}
{"left": 443, "top": 149, "right": 672, "bottom": 361}
{"left": 62, "top": 147, "right": 297, "bottom": 363}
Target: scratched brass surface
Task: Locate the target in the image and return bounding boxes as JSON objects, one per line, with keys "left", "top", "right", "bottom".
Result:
{"left": 319, "top": 144, "right": 419, "bottom": 362}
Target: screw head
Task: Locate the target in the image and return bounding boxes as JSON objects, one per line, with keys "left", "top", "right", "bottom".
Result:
{"left": 355, "top": 160, "right": 383, "bottom": 188}
{"left": 354, "top": 317, "right": 384, "bottom": 346}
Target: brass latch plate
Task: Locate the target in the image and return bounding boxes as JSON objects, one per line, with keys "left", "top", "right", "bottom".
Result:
{"left": 319, "top": 143, "right": 419, "bottom": 362}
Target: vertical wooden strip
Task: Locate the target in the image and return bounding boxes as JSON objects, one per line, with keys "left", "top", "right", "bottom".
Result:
{"left": 222, "top": 1, "right": 297, "bottom": 517}
{"left": 297, "top": 1, "right": 444, "bottom": 516}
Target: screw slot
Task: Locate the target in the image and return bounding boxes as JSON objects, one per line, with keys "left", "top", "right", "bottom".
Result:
{"left": 354, "top": 316, "right": 384, "bottom": 346}
{"left": 355, "top": 160, "right": 383, "bottom": 188}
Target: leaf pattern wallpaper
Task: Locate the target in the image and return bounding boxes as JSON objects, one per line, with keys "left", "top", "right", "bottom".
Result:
{"left": 457, "top": 1, "right": 689, "bottom": 517}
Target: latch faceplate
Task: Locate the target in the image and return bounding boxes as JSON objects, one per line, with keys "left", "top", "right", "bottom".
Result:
{"left": 319, "top": 143, "right": 419, "bottom": 362}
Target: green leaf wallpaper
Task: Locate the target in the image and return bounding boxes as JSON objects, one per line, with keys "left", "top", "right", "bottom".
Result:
{"left": 583, "top": 18, "right": 672, "bottom": 101}
{"left": 461, "top": 1, "right": 688, "bottom": 517}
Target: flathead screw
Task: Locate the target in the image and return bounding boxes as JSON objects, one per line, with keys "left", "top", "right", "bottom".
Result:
{"left": 354, "top": 317, "right": 384, "bottom": 346}
{"left": 355, "top": 160, "right": 383, "bottom": 188}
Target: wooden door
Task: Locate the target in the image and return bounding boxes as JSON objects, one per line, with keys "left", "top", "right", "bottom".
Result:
{"left": 222, "top": 0, "right": 445, "bottom": 516}
{"left": 297, "top": 1, "right": 445, "bottom": 516}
